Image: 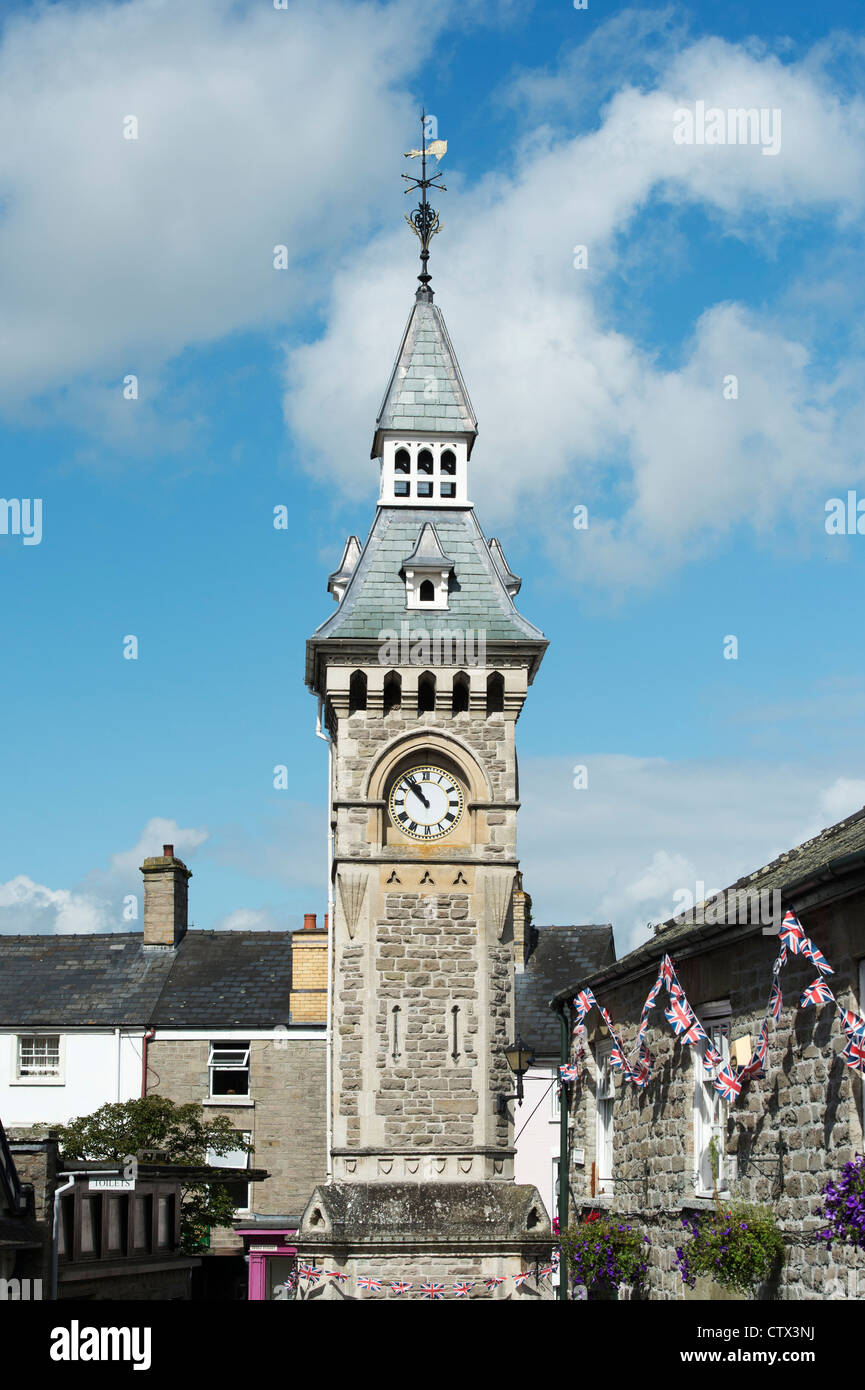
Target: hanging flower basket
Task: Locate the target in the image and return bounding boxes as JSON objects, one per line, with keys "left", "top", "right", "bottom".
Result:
{"left": 560, "top": 1212, "right": 650, "bottom": 1299}
{"left": 675, "top": 1203, "right": 784, "bottom": 1297}
{"left": 819, "top": 1153, "right": 865, "bottom": 1253}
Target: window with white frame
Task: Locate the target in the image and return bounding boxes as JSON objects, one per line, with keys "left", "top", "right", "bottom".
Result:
{"left": 594, "top": 1039, "right": 615, "bottom": 1194}
{"left": 207, "top": 1131, "right": 252, "bottom": 1213}
{"left": 16, "top": 1034, "right": 62, "bottom": 1082}
{"left": 208, "top": 1041, "right": 250, "bottom": 1098}
{"left": 693, "top": 1002, "right": 731, "bottom": 1196}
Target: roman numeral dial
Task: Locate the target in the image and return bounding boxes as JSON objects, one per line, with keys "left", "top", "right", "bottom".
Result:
{"left": 387, "top": 765, "right": 465, "bottom": 840}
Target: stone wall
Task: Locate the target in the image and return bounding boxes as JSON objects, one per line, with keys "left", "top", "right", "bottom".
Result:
{"left": 565, "top": 899, "right": 865, "bottom": 1300}
{"left": 148, "top": 1036, "right": 326, "bottom": 1248}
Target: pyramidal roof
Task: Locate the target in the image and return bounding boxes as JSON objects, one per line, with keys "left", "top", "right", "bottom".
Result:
{"left": 372, "top": 296, "right": 478, "bottom": 459}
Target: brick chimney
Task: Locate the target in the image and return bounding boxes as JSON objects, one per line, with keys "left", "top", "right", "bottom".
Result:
{"left": 289, "top": 911, "right": 328, "bottom": 1023}
{"left": 141, "top": 844, "right": 192, "bottom": 948}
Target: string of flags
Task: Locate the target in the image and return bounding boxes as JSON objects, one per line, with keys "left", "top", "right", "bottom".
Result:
{"left": 560, "top": 910, "right": 865, "bottom": 1103}
{"left": 286, "top": 1252, "right": 559, "bottom": 1298}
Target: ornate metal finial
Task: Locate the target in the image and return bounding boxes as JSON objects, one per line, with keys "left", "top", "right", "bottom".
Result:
{"left": 402, "top": 109, "right": 447, "bottom": 300}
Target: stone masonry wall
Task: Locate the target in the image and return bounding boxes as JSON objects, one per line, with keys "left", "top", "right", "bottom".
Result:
{"left": 149, "top": 1037, "right": 326, "bottom": 1246}
{"left": 566, "top": 900, "right": 865, "bottom": 1300}
{"left": 374, "top": 894, "right": 478, "bottom": 1148}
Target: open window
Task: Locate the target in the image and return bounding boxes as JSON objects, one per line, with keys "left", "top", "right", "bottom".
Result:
{"left": 486, "top": 672, "right": 504, "bottom": 716}
{"left": 693, "top": 1002, "right": 731, "bottom": 1196}
{"left": 349, "top": 670, "right": 367, "bottom": 714}
{"left": 594, "top": 1038, "right": 615, "bottom": 1195}
{"left": 383, "top": 671, "right": 401, "bottom": 716}
{"left": 208, "top": 1042, "right": 250, "bottom": 1098}
{"left": 417, "top": 672, "right": 436, "bottom": 714}
{"left": 452, "top": 671, "right": 470, "bottom": 715}
{"left": 207, "top": 1132, "right": 252, "bottom": 1215}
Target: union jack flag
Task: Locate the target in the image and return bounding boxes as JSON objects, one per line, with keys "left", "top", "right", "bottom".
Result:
{"left": 573, "top": 988, "right": 596, "bottom": 1019}
{"left": 420, "top": 1281, "right": 445, "bottom": 1300}
{"left": 551, "top": 1249, "right": 561, "bottom": 1265}
{"left": 665, "top": 996, "right": 697, "bottom": 1037}
{"left": 357, "top": 1276, "right": 382, "bottom": 1292}
{"left": 769, "top": 977, "right": 783, "bottom": 1020}
{"left": 839, "top": 1008, "right": 865, "bottom": 1039}
{"left": 297, "top": 1262, "right": 312, "bottom": 1279}
{"left": 559, "top": 1063, "right": 580, "bottom": 1082}
{"left": 452, "top": 1281, "right": 473, "bottom": 1297}
{"left": 513, "top": 1271, "right": 530, "bottom": 1286}
{"left": 608, "top": 1045, "right": 629, "bottom": 1072}
{"left": 629, "top": 1049, "right": 652, "bottom": 1088}
{"left": 800, "top": 978, "right": 835, "bottom": 1007}
{"left": 779, "top": 910, "right": 806, "bottom": 953}
{"left": 703, "top": 1040, "right": 723, "bottom": 1071}
{"left": 325, "top": 1270, "right": 348, "bottom": 1283}
{"left": 843, "top": 1033, "right": 865, "bottom": 1072}
{"left": 538, "top": 1265, "right": 554, "bottom": 1280}
{"left": 713, "top": 1065, "right": 743, "bottom": 1102}
{"left": 484, "top": 1276, "right": 506, "bottom": 1289}
{"left": 742, "top": 1020, "right": 769, "bottom": 1077}
{"left": 389, "top": 1281, "right": 412, "bottom": 1295}
{"left": 284, "top": 1272, "right": 297, "bottom": 1292}
{"left": 598, "top": 1005, "right": 617, "bottom": 1033}
{"left": 305, "top": 1266, "right": 323, "bottom": 1283}
{"left": 801, "top": 937, "right": 834, "bottom": 975}
{"left": 660, "top": 955, "right": 676, "bottom": 989}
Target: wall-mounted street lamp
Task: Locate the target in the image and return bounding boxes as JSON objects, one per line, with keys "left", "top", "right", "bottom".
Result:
{"left": 498, "top": 1035, "right": 534, "bottom": 1113}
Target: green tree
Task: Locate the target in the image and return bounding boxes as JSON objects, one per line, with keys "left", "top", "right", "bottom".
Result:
{"left": 56, "top": 1096, "right": 251, "bottom": 1253}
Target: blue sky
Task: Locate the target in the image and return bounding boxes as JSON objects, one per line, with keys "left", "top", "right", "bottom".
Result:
{"left": 2, "top": 0, "right": 865, "bottom": 949}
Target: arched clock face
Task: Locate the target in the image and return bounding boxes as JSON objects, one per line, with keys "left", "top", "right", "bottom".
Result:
{"left": 388, "top": 764, "right": 465, "bottom": 841}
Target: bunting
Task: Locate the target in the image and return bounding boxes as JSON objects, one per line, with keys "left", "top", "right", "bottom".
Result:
{"left": 562, "top": 910, "right": 865, "bottom": 1105}
{"left": 289, "top": 1264, "right": 554, "bottom": 1298}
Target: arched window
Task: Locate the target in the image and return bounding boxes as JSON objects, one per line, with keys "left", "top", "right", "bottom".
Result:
{"left": 417, "top": 449, "right": 434, "bottom": 474}
{"left": 418, "top": 672, "right": 436, "bottom": 714}
{"left": 452, "top": 671, "right": 470, "bottom": 715}
{"left": 395, "top": 448, "right": 410, "bottom": 473}
{"left": 419, "top": 578, "right": 435, "bottom": 603}
{"left": 383, "top": 671, "right": 401, "bottom": 716}
{"left": 486, "top": 672, "right": 504, "bottom": 716}
{"left": 349, "top": 670, "right": 367, "bottom": 714}
{"left": 440, "top": 449, "right": 456, "bottom": 475}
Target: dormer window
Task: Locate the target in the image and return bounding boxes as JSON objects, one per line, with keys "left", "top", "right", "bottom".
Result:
{"left": 402, "top": 523, "right": 454, "bottom": 611}
{"left": 379, "top": 440, "right": 469, "bottom": 506}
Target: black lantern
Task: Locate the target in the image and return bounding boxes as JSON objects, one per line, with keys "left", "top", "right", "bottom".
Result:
{"left": 498, "top": 1034, "right": 534, "bottom": 1112}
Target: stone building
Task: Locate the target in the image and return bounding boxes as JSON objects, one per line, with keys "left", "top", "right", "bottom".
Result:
{"left": 0, "top": 846, "right": 328, "bottom": 1299}
{"left": 552, "top": 806, "right": 865, "bottom": 1300}
{"left": 294, "top": 185, "right": 553, "bottom": 1296}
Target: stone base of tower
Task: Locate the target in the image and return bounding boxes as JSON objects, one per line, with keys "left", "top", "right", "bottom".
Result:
{"left": 293, "top": 1182, "right": 554, "bottom": 1300}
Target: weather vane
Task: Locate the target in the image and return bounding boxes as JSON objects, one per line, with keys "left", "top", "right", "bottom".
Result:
{"left": 403, "top": 109, "right": 447, "bottom": 298}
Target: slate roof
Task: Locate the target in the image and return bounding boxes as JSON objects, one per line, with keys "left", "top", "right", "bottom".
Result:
{"left": 0, "top": 929, "right": 316, "bottom": 1030}
{"left": 551, "top": 803, "right": 865, "bottom": 1004}
{"left": 308, "top": 506, "right": 547, "bottom": 654}
{"left": 0, "top": 934, "right": 176, "bottom": 1027}
{"left": 515, "top": 926, "right": 615, "bottom": 1057}
{"left": 372, "top": 298, "right": 477, "bottom": 458}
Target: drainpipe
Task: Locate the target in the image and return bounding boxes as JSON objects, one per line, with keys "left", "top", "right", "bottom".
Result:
{"left": 115, "top": 1028, "right": 122, "bottom": 1101}
{"left": 141, "top": 1029, "right": 155, "bottom": 1097}
{"left": 51, "top": 1169, "right": 118, "bottom": 1300}
{"left": 557, "top": 1006, "right": 570, "bottom": 1302}
{"left": 316, "top": 696, "right": 334, "bottom": 1182}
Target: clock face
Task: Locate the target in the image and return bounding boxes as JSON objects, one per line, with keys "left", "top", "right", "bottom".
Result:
{"left": 388, "top": 764, "right": 465, "bottom": 841}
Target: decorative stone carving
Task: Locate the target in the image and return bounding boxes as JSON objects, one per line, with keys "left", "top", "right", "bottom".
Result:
{"left": 484, "top": 872, "right": 514, "bottom": 941}
{"left": 338, "top": 870, "right": 368, "bottom": 940}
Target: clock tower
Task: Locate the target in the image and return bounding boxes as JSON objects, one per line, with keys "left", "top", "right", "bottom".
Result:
{"left": 296, "top": 126, "right": 552, "bottom": 1298}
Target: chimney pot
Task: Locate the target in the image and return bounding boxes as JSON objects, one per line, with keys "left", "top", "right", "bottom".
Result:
{"left": 303, "top": 913, "right": 316, "bottom": 931}
{"left": 324, "top": 913, "right": 329, "bottom": 933}
{"left": 163, "top": 844, "right": 174, "bottom": 858}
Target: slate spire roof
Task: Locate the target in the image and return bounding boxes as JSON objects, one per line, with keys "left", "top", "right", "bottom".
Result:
{"left": 401, "top": 522, "right": 454, "bottom": 572}
{"left": 372, "top": 298, "right": 477, "bottom": 459}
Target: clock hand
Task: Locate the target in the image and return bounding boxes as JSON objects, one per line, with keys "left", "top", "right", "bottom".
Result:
{"left": 409, "top": 783, "right": 431, "bottom": 810}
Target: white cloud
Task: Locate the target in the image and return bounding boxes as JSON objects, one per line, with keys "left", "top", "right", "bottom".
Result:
{"left": 0, "top": 817, "right": 210, "bottom": 935}
{"left": 518, "top": 754, "right": 865, "bottom": 954}
{"left": 0, "top": 0, "right": 435, "bottom": 417}
{"left": 0, "top": 875, "right": 111, "bottom": 935}
{"left": 284, "top": 27, "right": 865, "bottom": 587}
{"left": 211, "top": 907, "right": 284, "bottom": 933}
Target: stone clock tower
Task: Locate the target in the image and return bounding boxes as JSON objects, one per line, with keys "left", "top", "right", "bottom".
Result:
{"left": 296, "top": 128, "right": 552, "bottom": 1299}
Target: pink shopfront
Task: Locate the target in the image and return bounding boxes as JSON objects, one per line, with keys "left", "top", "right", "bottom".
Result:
{"left": 237, "top": 1228, "right": 297, "bottom": 1300}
